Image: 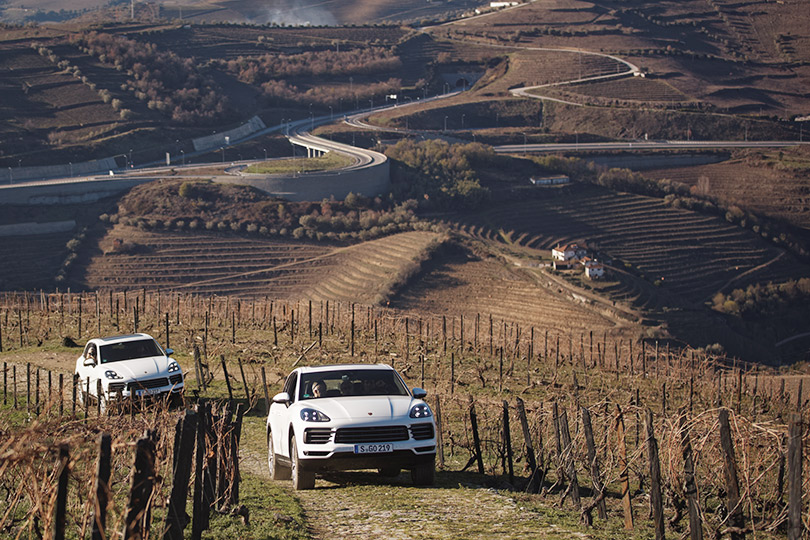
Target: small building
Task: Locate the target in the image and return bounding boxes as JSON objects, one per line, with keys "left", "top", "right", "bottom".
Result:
{"left": 552, "top": 259, "right": 575, "bottom": 271}
{"left": 552, "top": 243, "right": 587, "bottom": 262}
{"left": 583, "top": 260, "right": 605, "bottom": 280}
{"left": 490, "top": 1, "right": 520, "bottom": 6}
{"left": 530, "top": 175, "right": 569, "bottom": 186}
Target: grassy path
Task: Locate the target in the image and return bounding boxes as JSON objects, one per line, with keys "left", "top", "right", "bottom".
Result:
{"left": 240, "top": 417, "right": 582, "bottom": 540}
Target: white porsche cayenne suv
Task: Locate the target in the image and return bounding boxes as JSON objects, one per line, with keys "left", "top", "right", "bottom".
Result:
{"left": 267, "top": 364, "right": 437, "bottom": 490}
{"left": 74, "top": 333, "right": 184, "bottom": 407}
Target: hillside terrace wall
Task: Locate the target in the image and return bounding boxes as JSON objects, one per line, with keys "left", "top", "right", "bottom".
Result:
{"left": 213, "top": 160, "right": 390, "bottom": 202}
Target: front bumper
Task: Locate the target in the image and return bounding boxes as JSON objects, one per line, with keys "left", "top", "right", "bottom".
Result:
{"left": 296, "top": 421, "right": 436, "bottom": 472}
{"left": 299, "top": 448, "right": 436, "bottom": 472}
{"left": 105, "top": 374, "right": 184, "bottom": 400}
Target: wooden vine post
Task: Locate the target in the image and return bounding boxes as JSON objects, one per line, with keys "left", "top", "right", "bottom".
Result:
{"left": 434, "top": 397, "right": 445, "bottom": 469}
{"left": 124, "top": 434, "right": 157, "bottom": 540}
{"left": 164, "top": 410, "right": 199, "bottom": 540}
{"left": 787, "top": 413, "right": 803, "bottom": 540}
{"left": 678, "top": 409, "right": 702, "bottom": 540}
{"left": 469, "top": 398, "right": 484, "bottom": 474}
{"left": 516, "top": 397, "right": 539, "bottom": 492}
{"left": 502, "top": 400, "right": 514, "bottom": 484}
{"left": 558, "top": 407, "right": 581, "bottom": 509}
{"left": 718, "top": 408, "right": 745, "bottom": 540}
{"left": 616, "top": 405, "right": 634, "bottom": 530}
{"left": 52, "top": 444, "right": 69, "bottom": 540}
{"left": 92, "top": 434, "right": 112, "bottom": 540}
{"left": 645, "top": 409, "right": 665, "bottom": 540}
{"left": 581, "top": 406, "right": 607, "bottom": 521}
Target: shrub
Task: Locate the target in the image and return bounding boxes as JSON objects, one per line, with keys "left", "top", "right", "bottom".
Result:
{"left": 178, "top": 182, "right": 194, "bottom": 198}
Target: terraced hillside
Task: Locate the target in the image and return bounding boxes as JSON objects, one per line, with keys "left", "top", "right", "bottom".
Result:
{"left": 440, "top": 0, "right": 810, "bottom": 117}
{"left": 392, "top": 248, "right": 633, "bottom": 339}
{"left": 82, "top": 225, "right": 443, "bottom": 302}
{"left": 643, "top": 150, "right": 810, "bottom": 230}
{"left": 453, "top": 183, "right": 808, "bottom": 306}
{"left": 298, "top": 230, "right": 444, "bottom": 305}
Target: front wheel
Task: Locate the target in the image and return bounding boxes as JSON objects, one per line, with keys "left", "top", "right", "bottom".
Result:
{"left": 411, "top": 461, "right": 435, "bottom": 486}
{"left": 268, "top": 430, "right": 290, "bottom": 480}
{"left": 290, "top": 437, "right": 315, "bottom": 490}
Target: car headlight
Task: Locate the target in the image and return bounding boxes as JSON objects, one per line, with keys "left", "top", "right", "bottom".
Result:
{"left": 168, "top": 361, "right": 180, "bottom": 373}
{"left": 409, "top": 404, "right": 432, "bottom": 418}
{"left": 300, "top": 408, "right": 331, "bottom": 422}
{"left": 104, "top": 370, "right": 123, "bottom": 380}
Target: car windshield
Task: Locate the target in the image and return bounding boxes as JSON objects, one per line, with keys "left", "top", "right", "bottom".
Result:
{"left": 299, "top": 369, "right": 408, "bottom": 400}
{"left": 100, "top": 338, "right": 162, "bottom": 363}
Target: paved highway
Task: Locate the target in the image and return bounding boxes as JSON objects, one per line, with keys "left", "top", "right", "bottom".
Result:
{"left": 495, "top": 139, "right": 807, "bottom": 153}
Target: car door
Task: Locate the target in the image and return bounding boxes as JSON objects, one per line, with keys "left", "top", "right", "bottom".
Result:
{"left": 270, "top": 371, "right": 299, "bottom": 458}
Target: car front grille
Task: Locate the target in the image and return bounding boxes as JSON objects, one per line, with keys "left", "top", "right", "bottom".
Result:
{"left": 169, "top": 374, "right": 183, "bottom": 386}
{"left": 128, "top": 377, "right": 169, "bottom": 391}
{"left": 335, "top": 426, "right": 409, "bottom": 443}
{"left": 304, "top": 428, "right": 332, "bottom": 444}
{"left": 410, "top": 423, "right": 435, "bottom": 440}
{"left": 108, "top": 382, "right": 126, "bottom": 394}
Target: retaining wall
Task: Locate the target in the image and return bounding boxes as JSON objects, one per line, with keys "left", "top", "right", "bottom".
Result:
{"left": 192, "top": 116, "right": 267, "bottom": 152}
{"left": 0, "top": 177, "right": 155, "bottom": 205}
{"left": 214, "top": 161, "right": 390, "bottom": 202}
{"left": 2, "top": 157, "right": 120, "bottom": 184}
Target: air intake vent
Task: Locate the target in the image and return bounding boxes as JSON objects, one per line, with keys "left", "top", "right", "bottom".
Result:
{"left": 335, "top": 426, "right": 409, "bottom": 443}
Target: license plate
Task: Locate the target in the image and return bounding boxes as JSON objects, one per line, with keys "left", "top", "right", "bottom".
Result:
{"left": 136, "top": 388, "right": 161, "bottom": 397}
{"left": 354, "top": 443, "right": 393, "bottom": 454}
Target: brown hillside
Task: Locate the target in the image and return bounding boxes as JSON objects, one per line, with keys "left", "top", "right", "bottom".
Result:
{"left": 453, "top": 183, "right": 809, "bottom": 306}
{"left": 82, "top": 225, "right": 443, "bottom": 303}
{"left": 643, "top": 147, "right": 810, "bottom": 231}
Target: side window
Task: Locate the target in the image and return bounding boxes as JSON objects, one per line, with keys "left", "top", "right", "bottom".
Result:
{"left": 282, "top": 372, "right": 298, "bottom": 403}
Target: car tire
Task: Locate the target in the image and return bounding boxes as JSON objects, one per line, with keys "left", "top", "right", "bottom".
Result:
{"left": 267, "top": 430, "right": 291, "bottom": 481}
{"left": 378, "top": 467, "right": 401, "bottom": 478}
{"left": 411, "top": 461, "right": 435, "bottom": 486}
{"left": 290, "top": 437, "right": 315, "bottom": 490}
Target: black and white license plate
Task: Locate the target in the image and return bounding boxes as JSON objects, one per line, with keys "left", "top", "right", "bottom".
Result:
{"left": 353, "top": 443, "right": 393, "bottom": 454}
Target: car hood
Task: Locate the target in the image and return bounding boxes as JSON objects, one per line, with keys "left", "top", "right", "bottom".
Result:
{"left": 103, "top": 356, "right": 170, "bottom": 380}
{"left": 307, "top": 396, "right": 417, "bottom": 421}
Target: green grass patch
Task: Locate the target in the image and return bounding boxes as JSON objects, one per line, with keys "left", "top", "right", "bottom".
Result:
{"left": 243, "top": 153, "right": 354, "bottom": 174}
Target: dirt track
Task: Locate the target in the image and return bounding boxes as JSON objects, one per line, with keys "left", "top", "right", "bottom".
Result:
{"left": 241, "top": 453, "right": 573, "bottom": 540}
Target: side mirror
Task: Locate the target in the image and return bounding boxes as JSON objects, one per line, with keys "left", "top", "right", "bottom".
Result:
{"left": 272, "top": 392, "right": 291, "bottom": 405}
{"left": 83, "top": 357, "right": 96, "bottom": 367}
{"left": 165, "top": 348, "right": 174, "bottom": 357}
{"left": 412, "top": 387, "right": 427, "bottom": 399}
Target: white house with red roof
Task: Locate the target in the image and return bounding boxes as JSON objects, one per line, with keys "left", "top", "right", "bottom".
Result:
{"left": 552, "top": 243, "right": 587, "bottom": 262}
